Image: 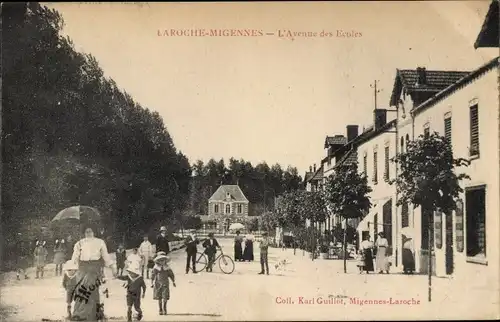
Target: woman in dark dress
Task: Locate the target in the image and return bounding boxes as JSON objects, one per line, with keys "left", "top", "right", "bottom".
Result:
{"left": 243, "top": 233, "right": 254, "bottom": 261}
{"left": 234, "top": 231, "right": 243, "bottom": 261}
{"left": 360, "top": 235, "right": 374, "bottom": 273}
{"left": 402, "top": 236, "right": 416, "bottom": 274}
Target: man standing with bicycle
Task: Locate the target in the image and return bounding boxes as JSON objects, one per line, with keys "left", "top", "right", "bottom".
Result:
{"left": 202, "top": 233, "right": 220, "bottom": 272}
{"left": 185, "top": 233, "right": 199, "bottom": 274}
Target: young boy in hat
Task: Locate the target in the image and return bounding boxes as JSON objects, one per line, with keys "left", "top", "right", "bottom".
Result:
{"left": 151, "top": 252, "right": 176, "bottom": 315}
{"left": 258, "top": 232, "right": 270, "bottom": 275}
{"left": 119, "top": 263, "right": 146, "bottom": 321}
{"left": 62, "top": 260, "right": 78, "bottom": 319}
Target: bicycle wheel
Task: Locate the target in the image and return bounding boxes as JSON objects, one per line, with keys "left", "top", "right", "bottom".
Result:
{"left": 218, "top": 255, "right": 235, "bottom": 274}
{"left": 195, "top": 252, "right": 208, "bottom": 272}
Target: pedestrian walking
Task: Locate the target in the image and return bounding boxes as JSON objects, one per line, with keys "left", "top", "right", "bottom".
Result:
{"left": 62, "top": 260, "right": 78, "bottom": 320}
{"left": 202, "top": 233, "right": 220, "bottom": 272}
{"left": 360, "top": 235, "right": 374, "bottom": 273}
{"left": 16, "top": 240, "right": 30, "bottom": 280}
{"left": 234, "top": 231, "right": 243, "bottom": 261}
{"left": 116, "top": 244, "right": 127, "bottom": 276}
{"left": 151, "top": 252, "right": 176, "bottom": 316}
{"left": 243, "top": 233, "right": 254, "bottom": 261}
{"left": 184, "top": 233, "right": 199, "bottom": 274}
{"left": 402, "top": 236, "right": 415, "bottom": 274}
{"left": 155, "top": 226, "right": 170, "bottom": 255}
{"left": 258, "top": 232, "right": 270, "bottom": 275}
{"left": 34, "top": 241, "right": 48, "bottom": 279}
{"left": 54, "top": 239, "right": 67, "bottom": 276}
{"left": 120, "top": 264, "right": 146, "bottom": 321}
{"left": 138, "top": 235, "right": 154, "bottom": 279}
{"left": 375, "top": 232, "right": 390, "bottom": 274}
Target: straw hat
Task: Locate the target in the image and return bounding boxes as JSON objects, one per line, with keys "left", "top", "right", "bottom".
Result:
{"left": 127, "top": 264, "right": 142, "bottom": 275}
{"left": 64, "top": 260, "right": 78, "bottom": 271}
{"left": 160, "top": 226, "right": 167, "bottom": 232}
{"left": 154, "top": 253, "right": 170, "bottom": 263}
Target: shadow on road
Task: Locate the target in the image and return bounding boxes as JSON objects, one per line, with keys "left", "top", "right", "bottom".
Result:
{"left": 167, "top": 313, "right": 222, "bottom": 317}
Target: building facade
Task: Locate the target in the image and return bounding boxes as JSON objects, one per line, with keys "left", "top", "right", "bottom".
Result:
{"left": 201, "top": 185, "right": 251, "bottom": 233}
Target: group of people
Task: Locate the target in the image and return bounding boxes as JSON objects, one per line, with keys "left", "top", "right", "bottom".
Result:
{"left": 233, "top": 230, "right": 254, "bottom": 262}
{"left": 54, "top": 224, "right": 177, "bottom": 321}
{"left": 184, "top": 232, "right": 221, "bottom": 273}
{"left": 356, "top": 232, "right": 416, "bottom": 274}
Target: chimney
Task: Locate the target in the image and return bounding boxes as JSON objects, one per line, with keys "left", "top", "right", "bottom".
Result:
{"left": 416, "top": 67, "right": 427, "bottom": 85}
{"left": 374, "top": 109, "right": 387, "bottom": 130}
{"left": 346, "top": 125, "right": 359, "bottom": 142}
{"left": 309, "top": 166, "right": 312, "bottom": 172}
{"left": 313, "top": 164, "right": 317, "bottom": 172}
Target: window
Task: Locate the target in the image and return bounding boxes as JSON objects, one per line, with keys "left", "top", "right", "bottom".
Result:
{"left": 400, "top": 137, "right": 404, "bottom": 154}
{"left": 424, "top": 124, "right": 430, "bottom": 138}
{"left": 435, "top": 211, "right": 443, "bottom": 249}
{"left": 466, "top": 186, "right": 486, "bottom": 257}
{"left": 401, "top": 202, "right": 409, "bottom": 228}
{"left": 469, "top": 104, "right": 479, "bottom": 157}
{"left": 373, "top": 214, "right": 378, "bottom": 238}
{"left": 363, "top": 154, "right": 367, "bottom": 175}
{"left": 237, "top": 204, "right": 242, "bottom": 214}
{"left": 405, "top": 134, "right": 410, "bottom": 146}
{"left": 225, "top": 204, "right": 231, "bottom": 214}
{"left": 214, "top": 204, "right": 219, "bottom": 213}
{"left": 444, "top": 115, "right": 452, "bottom": 143}
{"left": 455, "top": 199, "right": 464, "bottom": 253}
{"left": 373, "top": 151, "right": 378, "bottom": 184}
{"left": 384, "top": 145, "right": 390, "bottom": 181}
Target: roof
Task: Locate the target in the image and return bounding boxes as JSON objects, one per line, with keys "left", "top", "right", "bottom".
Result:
{"left": 324, "top": 135, "right": 347, "bottom": 148}
{"left": 304, "top": 172, "right": 314, "bottom": 182}
{"left": 335, "top": 149, "right": 358, "bottom": 168}
{"left": 474, "top": 1, "right": 499, "bottom": 49}
{"left": 208, "top": 185, "right": 249, "bottom": 202}
{"left": 412, "top": 56, "right": 499, "bottom": 115}
{"left": 389, "top": 69, "right": 470, "bottom": 106}
{"left": 305, "top": 165, "right": 323, "bottom": 183}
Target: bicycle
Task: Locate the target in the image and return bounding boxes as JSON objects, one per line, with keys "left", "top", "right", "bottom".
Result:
{"left": 193, "top": 247, "right": 235, "bottom": 274}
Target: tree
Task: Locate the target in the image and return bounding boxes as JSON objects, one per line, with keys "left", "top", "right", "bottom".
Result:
{"left": 325, "top": 163, "right": 372, "bottom": 273}
{"left": 391, "top": 132, "right": 469, "bottom": 302}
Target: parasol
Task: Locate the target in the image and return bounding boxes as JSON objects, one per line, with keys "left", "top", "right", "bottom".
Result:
{"left": 52, "top": 205, "right": 101, "bottom": 222}
{"left": 229, "top": 223, "right": 245, "bottom": 231}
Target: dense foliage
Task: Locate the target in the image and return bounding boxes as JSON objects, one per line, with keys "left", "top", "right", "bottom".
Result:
{"left": 391, "top": 132, "right": 469, "bottom": 213}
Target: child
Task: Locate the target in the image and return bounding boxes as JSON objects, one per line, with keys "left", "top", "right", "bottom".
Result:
{"left": 151, "top": 252, "right": 176, "bottom": 315}
{"left": 127, "top": 248, "right": 142, "bottom": 270}
{"left": 120, "top": 264, "right": 146, "bottom": 322}
{"left": 34, "top": 241, "right": 48, "bottom": 279}
{"left": 62, "top": 260, "right": 78, "bottom": 319}
{"left": 116, "top": 244, "right": 126, "bottom": 276}
{"left": 356, "top": 250, "right": 365, "bottom": 274}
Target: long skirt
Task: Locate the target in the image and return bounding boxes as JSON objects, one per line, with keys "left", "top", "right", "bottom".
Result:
{"left": 72, "top": 260, "right": 104, "bottom": 321}
{"left": 53, "top": 251, "right": 66, "bottom": 265}
{"left": 363, "top": 249, "right": 374, "bottom": 272}
{"left": 153, "top": 283, "right": 170, "bottom": 301}
{"left": 234, "top": 243, "right": 243, "bottom": 261}
{"left": 402, "top": 249, "right": 415, "bottom": 272}
{"left": 375, "top": 246, "right": 389, "bottom": 272}
{"left": 243, "top": 241, "right": 254, "bottom": 261}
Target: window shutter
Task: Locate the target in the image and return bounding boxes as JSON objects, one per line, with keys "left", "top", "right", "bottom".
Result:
{"left": 384, "top": 146, "right": 390, "bottom": 181}
{"left": 424, "top": 127, "right": 430, "bottom": 138}
{"left": 373, "top": 151, "right": 378, "bottom": 183}
{"left": 444, "top": 117, "right": 452, "bottom": 144}
{"left": 363, "top": 155, "right": 367, "bottom": 175}
{"left": 469, "top": 104, "right": 479, "bottom": 156}
{"left": 401, "top": 203, "right": 409, "bottom": 228}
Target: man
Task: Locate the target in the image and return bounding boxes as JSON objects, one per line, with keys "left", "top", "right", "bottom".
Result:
{"left": 155, "top": 226, "right": 170, "bottom": 255}
{"left": 258, "top": 232, "right": 270, "bottom": 275}
{"left": 202, "top": 233, "right": 220, "bottom": 272}
{"left": 138, "top": 235, "right": 154, "bottom": 278}
{"left": 184, "top": 233, "right": 199, "bottom": 274}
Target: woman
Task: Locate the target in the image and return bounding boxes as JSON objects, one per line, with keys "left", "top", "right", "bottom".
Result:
{"left": 243, "top": 233, "right": 254, "bottom": 261}
{"left": 70, "top": 223, "right": 117, "bottom": 321}
{"left": 234, "top": 231, "right": 243, "bottom": 262}
{"left": 54, "top": 239, "right": 67, "bottom": 276}
{"left": 402, "top": 236, "right": 415, "bottom": 274}
{"left": 360, "top": 235, "right": 374, "bottom": 273}
{"left": 375, "top": 232, "right": 390, "bottom": 274}
{"left": 34, "top": 241, "right": 48, "bottom": 279}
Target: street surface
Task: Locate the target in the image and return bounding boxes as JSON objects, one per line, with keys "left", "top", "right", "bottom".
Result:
{"left": 1, "top": 238, "right": 498, "bottom": 321}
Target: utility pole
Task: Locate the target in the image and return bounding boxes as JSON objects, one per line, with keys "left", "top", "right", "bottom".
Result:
{"left": 371, "top": 80, "right": 382, "bottom": 110}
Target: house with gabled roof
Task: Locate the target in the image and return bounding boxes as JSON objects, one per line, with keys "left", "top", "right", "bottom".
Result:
{"left": 200, "top": 185, "right": 251, "bottom": 233}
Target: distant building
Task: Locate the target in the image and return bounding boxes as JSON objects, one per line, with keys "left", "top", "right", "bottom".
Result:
{"left": 200, "top": 185, "right": 250, "bottom": 233}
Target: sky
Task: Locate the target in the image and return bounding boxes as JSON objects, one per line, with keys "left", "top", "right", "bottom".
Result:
{"left": 45, "top": 1, "right": 497, "bottom": 176}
